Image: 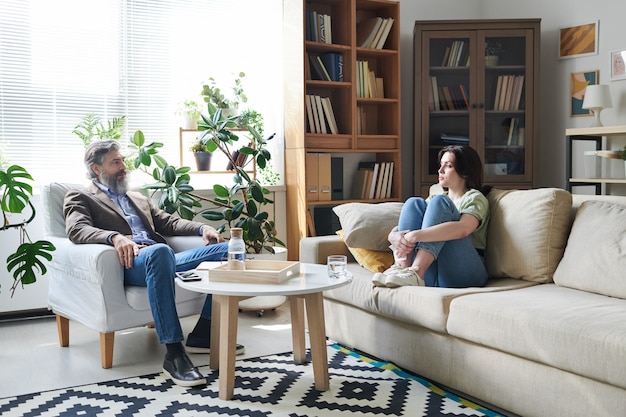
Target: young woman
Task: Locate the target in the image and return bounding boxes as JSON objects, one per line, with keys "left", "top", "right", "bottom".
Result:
{"left": 373, "top": 145, "right": 491, "bottom": 288}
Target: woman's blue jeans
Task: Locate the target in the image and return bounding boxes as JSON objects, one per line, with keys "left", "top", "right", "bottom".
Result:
{"left": 124, "top": 242, "right": 228, "bottom": 344}
{"left": 398, "top": 195, "right": 488, "bottom": 288}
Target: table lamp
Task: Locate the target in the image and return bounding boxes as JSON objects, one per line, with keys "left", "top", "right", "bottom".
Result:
{"left": 582, "top": 84, "right": 612, "bottom": 127}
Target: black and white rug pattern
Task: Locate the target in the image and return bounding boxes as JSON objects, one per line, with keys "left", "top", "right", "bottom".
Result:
{"left": 0, "top": 344, "right": 502, "bottom": 416}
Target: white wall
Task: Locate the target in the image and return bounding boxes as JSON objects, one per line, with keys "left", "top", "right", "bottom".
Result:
{"left": 398, "top": 0, "right": 626, "bottom": 195}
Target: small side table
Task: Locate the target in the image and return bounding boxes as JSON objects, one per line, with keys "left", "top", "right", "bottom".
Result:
{"left": 176, "top": 262, "right": 351, "bottom": 400}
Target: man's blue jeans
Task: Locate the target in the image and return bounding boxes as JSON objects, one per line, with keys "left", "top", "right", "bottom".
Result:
{"left": 124, "top": 242, "right": 228, "bottom": 344}
{"left": 398, "top": 195, "right": 487, "bottom": 288}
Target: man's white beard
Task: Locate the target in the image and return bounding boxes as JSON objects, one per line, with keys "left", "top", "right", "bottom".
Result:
{"left": 99, "top": 172, "right": 128, "bottom": 194}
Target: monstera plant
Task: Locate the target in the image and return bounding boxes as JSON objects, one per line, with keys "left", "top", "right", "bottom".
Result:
{"left": 0, "top": 164, "right": 55, "bottom": 297}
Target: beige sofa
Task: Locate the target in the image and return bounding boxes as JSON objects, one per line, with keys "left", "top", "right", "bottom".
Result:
{"left": 300, "top": 188, "right": 626, "bottom": 417}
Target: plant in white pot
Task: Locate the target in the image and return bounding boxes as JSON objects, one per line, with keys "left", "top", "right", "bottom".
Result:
{"left": 485, "top": 40, "right": 504, "bottom": 66}
{"left": 175, "top": 98, "right": 203, "bottom": 130}
{"left": 201, "top": 72, "right": 248, "bottom": 118}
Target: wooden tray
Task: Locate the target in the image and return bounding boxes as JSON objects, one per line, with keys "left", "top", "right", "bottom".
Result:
{"left": 209, "top": 260, "right": 300, "bottom": 284}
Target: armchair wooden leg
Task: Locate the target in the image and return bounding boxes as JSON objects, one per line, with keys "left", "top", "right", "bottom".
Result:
{"left": 100, "top": 332, "right": 115, "bottom": 369}
{"left": 56, "top": 314, "right": 69, "bottom": 347}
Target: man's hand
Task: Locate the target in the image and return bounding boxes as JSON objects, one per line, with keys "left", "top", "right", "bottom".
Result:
{"left": 112, "top": 234, "right": 141, "bottom": 269}
{"left": 201, "top": 225, "right": 225, "bottom": 245}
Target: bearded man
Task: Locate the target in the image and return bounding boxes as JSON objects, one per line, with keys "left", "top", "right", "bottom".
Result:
{"left": 63, "top": 139, "right": 244, "bottom": 387}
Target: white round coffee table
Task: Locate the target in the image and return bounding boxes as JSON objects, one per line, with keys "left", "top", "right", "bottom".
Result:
{"left": 176, "top": 262, "right": 351, "bottom": 400}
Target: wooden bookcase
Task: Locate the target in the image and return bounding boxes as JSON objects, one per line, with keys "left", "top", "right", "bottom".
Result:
{"left": 414, "top": 19, "right": 540, "bottom": 197}
{"left": 284, "top": 0, "right": 401, "bottom": 259}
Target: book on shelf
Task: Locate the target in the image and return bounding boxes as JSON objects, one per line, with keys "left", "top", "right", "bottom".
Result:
{"left": 320, "top": 97, "right": 338, "bottom": 135}
{"left": 493, "top": 75, "right": 524, "bottom": 111}
{"left": 308, "top": 53, "right": 331, "bottom": 81}
{"left": 431, "top": 76, "right": 440, "bottom": 111}
{"left": 320, "top": 52, "right": 343, "bottom": 82}
{"left": 356, "top": 17, "right": 383, "bottom": 48}
{"left": 314, "top": 95, "right": 326, "bottom": 134}
{"left": 306, "top": 94, "right": 338, "bottom": 135}
{"left": 370, "top": 17, "right": 393, "bottom": 49}
{"left": 306, "top": 11, "right": 332, "bottom": 44}
{"left": 440, "top": 133, "right": 470, "bottom": 144}
{"left": 352, "top": 161, "right": 394, "bottom": 200}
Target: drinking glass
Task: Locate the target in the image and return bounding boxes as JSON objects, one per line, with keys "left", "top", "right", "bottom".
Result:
{"left": 327, "top": 255, "right": 347, "bottom": 279}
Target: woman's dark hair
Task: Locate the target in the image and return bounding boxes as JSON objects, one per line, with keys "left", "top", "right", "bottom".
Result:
{"left": 438, "top": 145, "right": 492, "bottom": 195}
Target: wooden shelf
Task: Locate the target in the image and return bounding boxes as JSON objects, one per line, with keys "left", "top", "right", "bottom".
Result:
{"left": 284, "top": 0, "right": 401, "bottom": 259}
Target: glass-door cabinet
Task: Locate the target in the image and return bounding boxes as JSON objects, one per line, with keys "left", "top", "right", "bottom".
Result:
{"left": 414, "top": 20, "right": 540, "bottom": 197}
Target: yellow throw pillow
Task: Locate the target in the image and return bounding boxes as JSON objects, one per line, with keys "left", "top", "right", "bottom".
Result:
{"left": 336, "top": 230, "right": 394, "bottom": 273}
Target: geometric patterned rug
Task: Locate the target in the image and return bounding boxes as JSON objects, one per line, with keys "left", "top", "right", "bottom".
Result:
{"left": 0, "top": 344, "right": 505, "bottom": 417}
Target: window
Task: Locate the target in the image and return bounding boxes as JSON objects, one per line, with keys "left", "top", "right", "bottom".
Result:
{"left": 0, "top": 0, "right": 284, "bottom": 185}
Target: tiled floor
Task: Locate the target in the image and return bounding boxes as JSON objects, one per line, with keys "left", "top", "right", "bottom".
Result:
{"left": 0, "top": 303, "right": 297, "bottom": 398}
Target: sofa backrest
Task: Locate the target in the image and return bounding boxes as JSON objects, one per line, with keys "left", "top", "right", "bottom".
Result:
{"left": 485, "top": 188, "right": 572, "bottom": 283}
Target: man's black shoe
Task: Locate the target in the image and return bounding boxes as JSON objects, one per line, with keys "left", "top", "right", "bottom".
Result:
{"left": 185, "top": 333, "right": 246, "bottom": 355}
{"left": 162, "top": 353, "right": 206, "bottom": 387}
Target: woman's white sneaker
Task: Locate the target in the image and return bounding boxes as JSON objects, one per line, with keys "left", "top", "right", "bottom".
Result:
{"left": 371, "top": 264, "right": 404, "bottom": 287}
{"left": 385, "top": 267, "right": 425, "bottom": 287}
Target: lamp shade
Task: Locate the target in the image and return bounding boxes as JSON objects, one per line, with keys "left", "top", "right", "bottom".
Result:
{"left": 582, "top": 84, "right": 613, "bottom": 110}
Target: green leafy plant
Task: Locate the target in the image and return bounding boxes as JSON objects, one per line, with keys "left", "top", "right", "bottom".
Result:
{"left": 619, "top": 145, "right": 626, "bottom": 161}
{"left": 175, "top": 98, "right": 202, "bottom": 119}
{"left": 1, "top": 164, "right": 55, "bottom": 297}
{"left": 72, "top": 113, "right": 127, "bottom": 147}
{"left": 485, "top": 40, "right": 504, "bottom": 56}
{"left": 201, "top": 72, "right": 248, "bottom": 112}
{"left": 131, "top": 107, "right": 283, "bottom": 254}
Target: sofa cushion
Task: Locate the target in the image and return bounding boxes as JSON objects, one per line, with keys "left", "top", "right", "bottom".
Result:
{"left": 323, "top": 265, "right": 537, "bottom": 334}
{"left": 553, "top": 200, "right": 626, "bottom": 299}
{"left": 447, "top": 284, "right": 626, "bottom": 390}
{"left": 333, "top": 202, "right": 403, "bottom": 251}
{"left": 336, "top": 230, "right": 394, "bottom": 273}
{"left": 486, "top": 188, "right": 572, "bottom": 283}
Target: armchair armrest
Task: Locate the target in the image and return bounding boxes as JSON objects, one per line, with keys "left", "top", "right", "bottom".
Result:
{"left": 299, "top": 235, "right": 354, "bottom": 264}
{"left": 47, "top": 237, "right": 139, "bottom": 332}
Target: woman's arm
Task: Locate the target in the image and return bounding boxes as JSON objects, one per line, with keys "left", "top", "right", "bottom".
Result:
{"left": 389, "top": 213, "right": 479, "bottom": 257}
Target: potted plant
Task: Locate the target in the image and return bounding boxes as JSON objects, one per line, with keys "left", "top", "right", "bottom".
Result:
{"left": 485, "top": 40, "right": 504, "bottom": 66}
{"left": 201, "top": 72, "right": 248, "bottom": 117}
{"left": 131, "top": 106, "right": 284, "bottom": 255}
{"left": 1, "top": 163, "right": 55, "bottom": 297}
{"left": 189, "top": 137, "right": 213, "bottom": 171}
{"left": 175, "top": 98, "right": 202, "bottom": 130}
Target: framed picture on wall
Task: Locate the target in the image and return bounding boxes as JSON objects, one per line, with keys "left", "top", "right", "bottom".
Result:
{"left": 610, "top": 49, "right": 626, "bottom": 81}
{"left": 559, "top": 21, "right": 598, "bottom": 59}
{"left": 570, "top": 70, "right": 598, "bottom": 117}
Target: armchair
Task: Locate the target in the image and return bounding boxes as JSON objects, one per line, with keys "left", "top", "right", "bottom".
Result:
{"left": 41, "top": 182, "right": 207, "bottom": 368}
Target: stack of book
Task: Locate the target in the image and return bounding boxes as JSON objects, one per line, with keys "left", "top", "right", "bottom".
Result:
{"left": 493, "top": 75, "right": 524, "bottom": 111}
{"left": 351, "top": 161, "right": 394, "bottom": 200}
{"left": 356, "top": 16, "right": 394, "bottom": 49}
{"left": 306, "top": 94, "right": 338, "bottom": 134}
{"left": 505, "top": 117, "right": 524, "bottom": 146}
{"left": 440, "top": 133, "right": 470, "bottom": 145}
{"left": 430, "top": 76, "right": 469, "bottom": 111}
{"left": 308, "top": 52, "right": 343, "bottom": 82}
{"left": 356, "top": 60, "right": 384, "bottom": 98}
{"left": 306, "top": 11, "right": 332, "bottom": 43}
{"left": 440, "top": 40, "right": 470, "bottom": 67}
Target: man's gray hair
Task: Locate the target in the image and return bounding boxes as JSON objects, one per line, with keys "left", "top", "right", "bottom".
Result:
{"left": 84, "top": 140, "right": 121, "bottom": 180}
